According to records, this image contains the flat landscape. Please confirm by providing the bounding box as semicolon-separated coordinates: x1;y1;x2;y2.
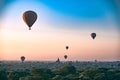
0;61;120;80
0;61;120;71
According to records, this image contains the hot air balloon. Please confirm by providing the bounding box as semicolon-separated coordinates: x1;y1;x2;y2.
66;46;69;50
22;10;37;30
91;33;96;39
21;56;25;63
64;55;67;59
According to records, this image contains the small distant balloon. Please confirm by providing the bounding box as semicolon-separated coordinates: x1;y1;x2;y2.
91;33;96;39
66;46;69;50
64;55;67;59
22;10;37;30
21;56;25;63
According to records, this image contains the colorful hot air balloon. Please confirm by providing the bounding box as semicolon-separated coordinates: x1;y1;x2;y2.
21;56;25;63
22;10;37;30
91;33;96;39
64;55;67;59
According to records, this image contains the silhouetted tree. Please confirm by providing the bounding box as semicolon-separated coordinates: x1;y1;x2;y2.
7;71;29;80
94;73;106;80
59;65;76;76
30;68;54;80
0;70;8;80
52;75;64;80
114;73;120;80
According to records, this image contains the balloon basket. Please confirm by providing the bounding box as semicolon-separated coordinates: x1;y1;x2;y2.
29;27;31;30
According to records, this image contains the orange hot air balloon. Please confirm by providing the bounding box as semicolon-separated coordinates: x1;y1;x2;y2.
23;10;37;30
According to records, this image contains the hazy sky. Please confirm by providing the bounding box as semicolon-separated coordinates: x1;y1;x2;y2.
0;0;119;61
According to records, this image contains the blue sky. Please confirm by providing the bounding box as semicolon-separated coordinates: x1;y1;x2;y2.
40;0;115;18
0;0;119;29
0;0;116;18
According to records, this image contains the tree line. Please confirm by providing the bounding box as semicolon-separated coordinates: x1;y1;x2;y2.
0;65;120;80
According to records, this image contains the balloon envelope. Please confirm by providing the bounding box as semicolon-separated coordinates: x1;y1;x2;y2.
66;46;69;50
23;10;37;30
91;33;96;39
64;55;67;59
21;56;25;63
